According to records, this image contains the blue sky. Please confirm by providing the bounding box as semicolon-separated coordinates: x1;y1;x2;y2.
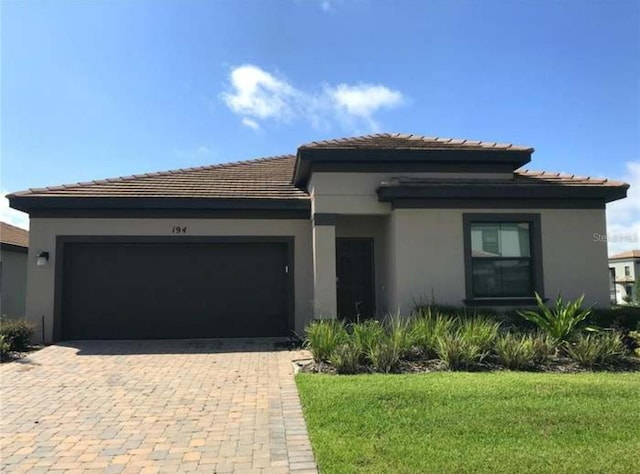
2;0;639;252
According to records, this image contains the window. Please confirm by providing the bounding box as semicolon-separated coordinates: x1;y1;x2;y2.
464;214;543;302
624;266;630;277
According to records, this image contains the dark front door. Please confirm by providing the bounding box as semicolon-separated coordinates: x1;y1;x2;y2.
336;238;375;322
60;241;291;340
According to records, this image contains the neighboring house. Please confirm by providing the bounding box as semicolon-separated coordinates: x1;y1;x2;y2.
8;134;629;343
0;222;29;318
609;250;640;305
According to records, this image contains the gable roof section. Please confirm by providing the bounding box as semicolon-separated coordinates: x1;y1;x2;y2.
299;133;534;152
609;250;640;260
0;222;29;250
9;155;310;214
7;134;630;213
293;133;535;187
10;155;302;199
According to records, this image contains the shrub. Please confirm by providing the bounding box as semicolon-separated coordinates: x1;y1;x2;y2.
435;334;485;370
517;293;591;344
495;333;537;370
0;319;35;352
588;306;640;331
384;313;414;358
0;335;10;359
351;320;385;363
531;332;554;364
328;343;361;374
455;315;501;353
368;337;400;373
410;309;456;358
304;320;348;363
628;331;640;357
565;332;627;368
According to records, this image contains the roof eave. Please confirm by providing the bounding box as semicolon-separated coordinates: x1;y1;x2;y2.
9;195;311;213
292;148;533;189
376;183;629;203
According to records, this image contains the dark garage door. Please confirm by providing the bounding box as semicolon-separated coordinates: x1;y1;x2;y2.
59;240;291;340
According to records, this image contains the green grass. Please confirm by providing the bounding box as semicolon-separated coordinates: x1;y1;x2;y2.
296;372;640;473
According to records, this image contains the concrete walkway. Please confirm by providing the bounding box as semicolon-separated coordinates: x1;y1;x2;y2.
0;340;317;473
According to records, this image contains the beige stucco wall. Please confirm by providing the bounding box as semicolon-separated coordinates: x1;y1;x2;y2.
387;208;611;312
312;224;337;318
309;171;512;215
26;218;314;342
1;249;28;318
25;202;613;341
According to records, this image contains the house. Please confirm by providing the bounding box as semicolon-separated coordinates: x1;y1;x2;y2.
609;250;640;305
8;134;629;342
0;222;29;318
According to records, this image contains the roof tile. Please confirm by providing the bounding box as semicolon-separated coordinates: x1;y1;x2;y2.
6;134;628;200
0;222;29;248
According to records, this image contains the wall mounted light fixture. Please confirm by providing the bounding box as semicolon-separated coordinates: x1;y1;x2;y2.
36;251;49;267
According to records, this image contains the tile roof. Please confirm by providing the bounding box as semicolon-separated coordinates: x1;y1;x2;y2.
609;250;640;260
516;170;628;188
299;133;534;152
10;155;307;199
0;222;29;248
6;135;628;202
380;170;628;189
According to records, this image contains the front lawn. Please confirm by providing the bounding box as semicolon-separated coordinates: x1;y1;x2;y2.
296;372;640;473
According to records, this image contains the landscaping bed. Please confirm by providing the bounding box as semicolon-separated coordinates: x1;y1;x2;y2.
301;297;640;375
296;372;640;474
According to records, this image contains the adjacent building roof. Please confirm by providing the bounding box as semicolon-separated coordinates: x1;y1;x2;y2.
0;222;29;249
7;133;630;212
609;250;640;260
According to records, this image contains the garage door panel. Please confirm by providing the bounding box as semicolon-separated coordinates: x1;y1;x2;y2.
60;241;291;340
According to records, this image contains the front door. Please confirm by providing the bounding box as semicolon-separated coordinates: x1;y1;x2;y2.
336;238;375;322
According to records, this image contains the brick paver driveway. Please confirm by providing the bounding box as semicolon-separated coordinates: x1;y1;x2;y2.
1;340;317;474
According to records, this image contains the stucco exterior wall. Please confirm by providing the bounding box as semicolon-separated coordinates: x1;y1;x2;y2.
1;249;28;318
387;208;611;312
26;218;313;342
309;171;512;215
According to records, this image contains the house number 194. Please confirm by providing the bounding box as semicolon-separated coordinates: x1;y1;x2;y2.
172;226;187;234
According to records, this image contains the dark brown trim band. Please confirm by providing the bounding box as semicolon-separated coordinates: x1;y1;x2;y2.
312;213;337;226
30;209;311;219
9;196;311;213
53;235;296;342
462;213;545;305
378;183;627;203
0;243;29;253
390;198;606;209
293;148;532;188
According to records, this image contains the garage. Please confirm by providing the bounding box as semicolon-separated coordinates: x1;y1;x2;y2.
57;238;293;340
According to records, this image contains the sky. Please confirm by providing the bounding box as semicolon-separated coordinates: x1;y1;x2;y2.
1;0;639;253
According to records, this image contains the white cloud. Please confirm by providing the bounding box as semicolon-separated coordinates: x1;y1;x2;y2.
1;192;29;230
326;83;405;130
220;64;406;132
242;118;261;131
221;65;299;122
606;161;640;255
320;1;331;11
